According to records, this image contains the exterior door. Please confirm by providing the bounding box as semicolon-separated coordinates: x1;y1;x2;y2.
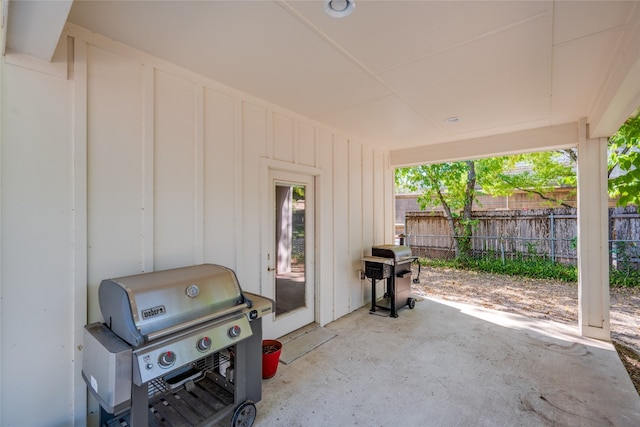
263;169;315;338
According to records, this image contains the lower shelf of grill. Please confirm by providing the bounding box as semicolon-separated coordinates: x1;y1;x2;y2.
105;374;235;427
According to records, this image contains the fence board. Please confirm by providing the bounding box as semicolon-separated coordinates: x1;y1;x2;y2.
405;206;639;269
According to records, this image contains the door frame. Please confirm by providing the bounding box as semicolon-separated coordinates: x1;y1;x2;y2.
259;158;323;339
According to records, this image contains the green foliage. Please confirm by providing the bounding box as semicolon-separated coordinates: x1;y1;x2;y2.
396;162;479;258
292;185;305;201
609;113;640;206
395;162;471;212
610;241;640;287
396;153;578;218
418;257;640;287
478;151;576;208
610;269;640;287
419;256;578;282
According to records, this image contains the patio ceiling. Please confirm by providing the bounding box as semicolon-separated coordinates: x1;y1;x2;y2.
5;1;640;150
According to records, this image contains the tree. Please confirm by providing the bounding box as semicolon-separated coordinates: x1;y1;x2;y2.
396;160;486;258
608;113;640;206
396;154;576;259
479;151;576;208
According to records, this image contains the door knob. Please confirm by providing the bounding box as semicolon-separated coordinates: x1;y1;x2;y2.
267;266;276;272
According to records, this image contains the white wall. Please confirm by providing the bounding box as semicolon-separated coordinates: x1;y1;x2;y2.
0;24;394;426
1;50;76;427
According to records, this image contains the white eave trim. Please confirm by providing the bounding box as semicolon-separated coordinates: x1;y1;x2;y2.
4;0;72;61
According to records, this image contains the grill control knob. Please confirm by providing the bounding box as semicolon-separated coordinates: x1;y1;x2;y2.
228;325;241;338
158;351;176;368
197;336;212;352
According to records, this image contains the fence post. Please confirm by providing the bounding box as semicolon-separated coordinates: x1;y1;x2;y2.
550;211;555;263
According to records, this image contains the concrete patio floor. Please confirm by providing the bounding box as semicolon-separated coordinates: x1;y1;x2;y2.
255;297;640;426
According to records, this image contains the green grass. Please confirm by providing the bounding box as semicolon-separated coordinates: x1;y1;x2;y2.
610;269;640;287
418;256;640;287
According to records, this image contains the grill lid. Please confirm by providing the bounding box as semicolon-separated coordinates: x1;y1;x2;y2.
371;244;412;261
99;264;248;347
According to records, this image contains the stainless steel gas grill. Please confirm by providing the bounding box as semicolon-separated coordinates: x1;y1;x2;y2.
363;245;418;318
82;264;273;427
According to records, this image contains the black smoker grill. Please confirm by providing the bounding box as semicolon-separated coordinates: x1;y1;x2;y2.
82;264;273;427
363;245;418;318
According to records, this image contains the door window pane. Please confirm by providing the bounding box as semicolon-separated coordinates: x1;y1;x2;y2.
275;184;306;316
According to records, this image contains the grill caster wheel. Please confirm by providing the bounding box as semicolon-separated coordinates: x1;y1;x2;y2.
232;400;256;427
408;298;416;309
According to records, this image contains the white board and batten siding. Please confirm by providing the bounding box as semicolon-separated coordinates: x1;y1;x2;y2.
1;53;76;426
0;23;395;426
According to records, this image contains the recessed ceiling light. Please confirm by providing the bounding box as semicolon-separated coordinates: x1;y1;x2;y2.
445;117;460;124
325;0;355;18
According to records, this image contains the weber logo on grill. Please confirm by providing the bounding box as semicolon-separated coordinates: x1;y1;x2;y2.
142;305;166;319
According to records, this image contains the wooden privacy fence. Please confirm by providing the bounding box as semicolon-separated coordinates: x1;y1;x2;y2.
404;206;640;270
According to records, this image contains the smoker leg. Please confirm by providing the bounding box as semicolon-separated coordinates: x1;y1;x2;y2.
370;278;377;313
390;276;398;318
130;382;148;427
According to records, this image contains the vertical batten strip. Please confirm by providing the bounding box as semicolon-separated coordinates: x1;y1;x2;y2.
71;36;89;427
142;65;154;272
361;145;374;306
348;139;363;308
372;149;385;245
266;110;274;160
293;120;300;164
384;152;395;245
233;98;243;272
333;135;350;318
194;84;205;265
315;128;334;324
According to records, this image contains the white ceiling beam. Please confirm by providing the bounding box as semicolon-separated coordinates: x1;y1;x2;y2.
4;0;72;61
389;122;579;167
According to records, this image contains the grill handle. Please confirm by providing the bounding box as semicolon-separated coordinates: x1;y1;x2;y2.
145;302;250;342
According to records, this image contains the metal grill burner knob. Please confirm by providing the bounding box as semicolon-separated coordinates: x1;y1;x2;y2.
228;325;241;338
197;336;212;352
158;351;176;368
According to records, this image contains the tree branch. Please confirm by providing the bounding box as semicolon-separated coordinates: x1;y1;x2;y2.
514;186;574;208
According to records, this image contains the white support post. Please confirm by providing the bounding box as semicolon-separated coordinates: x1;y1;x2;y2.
577;118;610;340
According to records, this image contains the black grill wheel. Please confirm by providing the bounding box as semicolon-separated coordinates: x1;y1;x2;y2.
231;400;256;427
